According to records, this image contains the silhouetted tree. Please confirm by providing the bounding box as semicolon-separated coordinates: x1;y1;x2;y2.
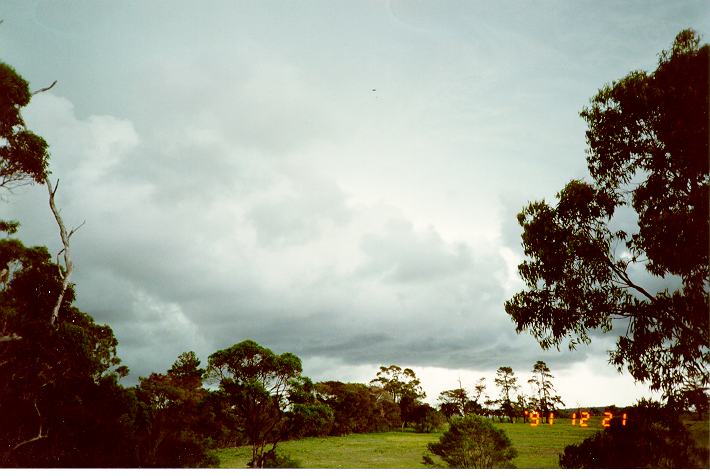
560;400;708;468
135;351;217;467
505;29;709;402
494;367;519;422
527;361;564;422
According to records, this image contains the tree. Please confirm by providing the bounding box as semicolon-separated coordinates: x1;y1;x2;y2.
0;236;135;467
424;415;517;468
527;361;564;422
438;387;469;418
494;367;519;422
370;364;425;404
411;403;446;433
370;365;425;429
135;351;217;467
504;29;709;401
206;340;302;468
559;400;708;468
472;377;487;405
0;62;49;192
284;376;334;439
0;62;51;345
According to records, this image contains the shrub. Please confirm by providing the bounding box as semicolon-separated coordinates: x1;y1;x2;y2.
260;449;301;468
425;415;517;468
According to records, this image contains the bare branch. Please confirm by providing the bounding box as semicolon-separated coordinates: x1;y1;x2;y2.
31;80;57;96
11;399;47;452
46;178;76;326
67;220;86;239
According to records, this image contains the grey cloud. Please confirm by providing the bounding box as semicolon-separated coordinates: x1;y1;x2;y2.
2;1;701;404
358;219;472;283
247;175;351;247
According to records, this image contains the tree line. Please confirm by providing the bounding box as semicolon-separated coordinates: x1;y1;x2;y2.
437;361;563;424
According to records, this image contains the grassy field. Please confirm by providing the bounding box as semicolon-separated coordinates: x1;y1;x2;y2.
215;417;603;468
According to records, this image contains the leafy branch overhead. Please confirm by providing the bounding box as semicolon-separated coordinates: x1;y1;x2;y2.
505;29;709;400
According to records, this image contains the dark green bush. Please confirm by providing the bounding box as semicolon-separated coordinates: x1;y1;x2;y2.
425;415;517;468
560;401;709;469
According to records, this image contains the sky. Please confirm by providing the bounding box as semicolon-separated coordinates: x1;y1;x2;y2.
0;0;707;407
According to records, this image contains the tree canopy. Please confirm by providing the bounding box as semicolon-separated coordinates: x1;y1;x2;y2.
0;63;49;191
207;339;303;468
504;29;709;401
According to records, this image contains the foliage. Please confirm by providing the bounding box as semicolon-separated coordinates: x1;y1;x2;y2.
504;29;709;401
0;62;49;190
261;449;302;468
135;351;217;467
426;415;517;468
206;339;302;468
527;361;564;421
314;380;403;435
559;400;709;468
412;404;446;433
438;388;469;418
370;364;425;404
0;236;139;467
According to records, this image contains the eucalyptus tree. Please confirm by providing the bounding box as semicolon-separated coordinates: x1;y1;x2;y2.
207;340;303;468
505;29;709;403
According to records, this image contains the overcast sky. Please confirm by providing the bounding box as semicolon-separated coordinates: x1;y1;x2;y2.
1;1;707;407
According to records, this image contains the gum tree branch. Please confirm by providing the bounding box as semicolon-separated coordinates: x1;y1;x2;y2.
31;80;57;96
46;178;81;326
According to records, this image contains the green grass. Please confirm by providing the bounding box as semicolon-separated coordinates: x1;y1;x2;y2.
214;417;602;468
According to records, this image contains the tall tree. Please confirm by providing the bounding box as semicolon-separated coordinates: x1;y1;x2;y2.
527;361;563;422
472;377;487;405
494;367;519;422
370;364;426;404
504;29;709;402
0;61;143;467
370;365;425;430
206;340;302;468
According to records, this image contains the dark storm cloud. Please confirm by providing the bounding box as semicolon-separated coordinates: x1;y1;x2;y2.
1;1;705;404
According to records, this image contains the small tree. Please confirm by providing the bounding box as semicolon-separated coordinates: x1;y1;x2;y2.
206;340;302;468
494;367;519;422
527;361;564;422
425;415;517;468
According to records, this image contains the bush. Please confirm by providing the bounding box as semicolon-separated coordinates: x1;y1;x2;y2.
260;449;301;468
560;401;709;468
425;415;517;468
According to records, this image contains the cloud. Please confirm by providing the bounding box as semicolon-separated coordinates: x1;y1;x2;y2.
3;1;697;407
3;89;601;388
